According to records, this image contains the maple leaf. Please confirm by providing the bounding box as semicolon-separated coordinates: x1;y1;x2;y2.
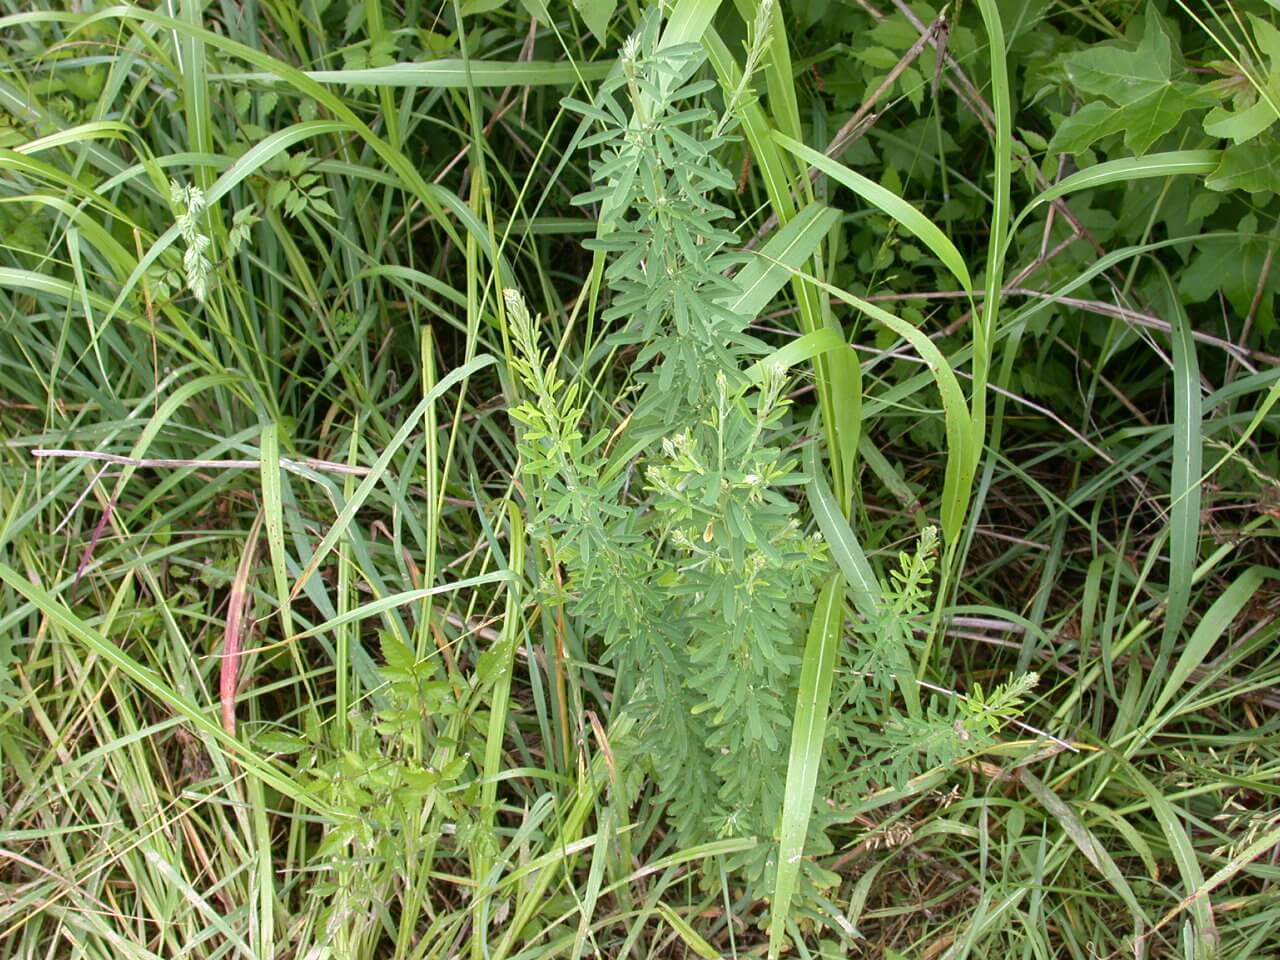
1050;5;1212;156
1179;214;1280;335
1206;137;1280;194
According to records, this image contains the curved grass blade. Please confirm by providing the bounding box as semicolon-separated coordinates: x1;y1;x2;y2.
970;0;1012;521
657;902;720;960
1150;270;1202;698
805;438;881;620
660;0;727;48
747;326;844;383
1011;151;1221;239
220;60;612;88
258;422;295;642
1123;765;1219;955
806;438;921;720
726;201;841;322
795;271;977;545
1021;770;1150;932
292;571;512;640
1152;565;1269;716
772;132;973;293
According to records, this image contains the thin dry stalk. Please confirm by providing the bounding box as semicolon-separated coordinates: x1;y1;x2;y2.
31;448;373;477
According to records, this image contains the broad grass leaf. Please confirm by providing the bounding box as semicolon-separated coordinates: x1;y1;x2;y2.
769;572;846;960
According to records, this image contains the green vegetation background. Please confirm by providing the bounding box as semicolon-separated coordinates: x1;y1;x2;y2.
0;0;1278;957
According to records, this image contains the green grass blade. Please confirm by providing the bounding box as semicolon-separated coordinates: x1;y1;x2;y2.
772;132;973;292
1153;566;1269;716
1122;766;1219;954
970;0;1012;466
571;811;614;960
726;201;841;321
1021;770;1150;931
1157;271;1203;681
259;422;294;642
178;0;213;189
769;571;846;960
221;60;612;88
1012;151;1221;238
747;326;845;382
1169;821;1280;936
657;901;721;960
801;273;976;545
292;571;511;640
806;438;921;719
660;0;726;48
290;353;495;600
805;439;881;620
143;846;254;960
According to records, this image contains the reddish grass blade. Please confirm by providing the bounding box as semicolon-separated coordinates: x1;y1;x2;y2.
222;511;264;736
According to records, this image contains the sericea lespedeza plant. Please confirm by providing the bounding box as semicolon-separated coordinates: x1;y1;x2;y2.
508;6;827;873
504;2;1039;918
